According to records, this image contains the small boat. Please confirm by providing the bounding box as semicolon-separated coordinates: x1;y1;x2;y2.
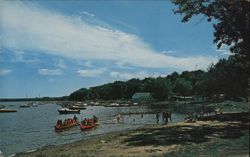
80;123;99;130
0;104;6;109
105;103;120;107
0;109;17;113
69;105;86;110
31;103;38;107
58;108;80;114
80;117;99;130
55;118;79;131
20;105;31;108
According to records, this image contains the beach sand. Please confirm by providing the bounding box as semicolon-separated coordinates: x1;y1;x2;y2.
14;112;249;157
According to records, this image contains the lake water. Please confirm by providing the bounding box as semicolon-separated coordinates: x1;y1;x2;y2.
0;101;185;156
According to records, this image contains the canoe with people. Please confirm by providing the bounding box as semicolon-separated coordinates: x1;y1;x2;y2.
55;115;79;131
80;115;99;130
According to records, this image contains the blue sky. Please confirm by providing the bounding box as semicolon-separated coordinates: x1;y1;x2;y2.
0;0;230;98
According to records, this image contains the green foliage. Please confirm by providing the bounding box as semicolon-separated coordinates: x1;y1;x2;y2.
169;0;249;100
125;79;143;99
68;87;100;101
205;56;248;98
175;78;192;96
68;55;247;101
172;0;250;64
150;77;173;101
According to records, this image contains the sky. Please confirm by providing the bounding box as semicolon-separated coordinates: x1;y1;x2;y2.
0;0;230;98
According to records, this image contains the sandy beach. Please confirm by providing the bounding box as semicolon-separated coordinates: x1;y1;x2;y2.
14;112;249;157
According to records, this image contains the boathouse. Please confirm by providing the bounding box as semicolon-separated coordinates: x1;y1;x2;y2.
132;92;153;103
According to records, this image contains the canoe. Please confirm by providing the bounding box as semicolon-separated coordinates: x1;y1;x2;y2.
0;109;17;113
55;121;79;131
80;122;99;130
58;108;80;114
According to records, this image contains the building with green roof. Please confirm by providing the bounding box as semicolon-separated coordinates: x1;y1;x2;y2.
132;92;153;103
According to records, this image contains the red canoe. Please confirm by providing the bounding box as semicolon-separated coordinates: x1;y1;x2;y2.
80;123;99;130
55;119;79;131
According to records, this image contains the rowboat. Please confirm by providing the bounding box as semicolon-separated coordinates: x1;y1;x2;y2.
0;109;17;113
58;108;80;114
20;102;33;108
55;118;79;131
80;122;99;130
80;117;99;130
69;105;86;110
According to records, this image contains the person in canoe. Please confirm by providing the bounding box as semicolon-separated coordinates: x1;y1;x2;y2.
55;117;79;131
93;115;98;123
57;119;62;126
73;115;78;122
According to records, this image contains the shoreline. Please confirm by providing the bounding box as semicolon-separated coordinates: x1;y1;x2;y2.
11;125;157;157
13;112;249;157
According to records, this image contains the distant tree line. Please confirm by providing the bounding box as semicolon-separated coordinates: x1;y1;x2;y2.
68;55;248;101
0;96;68;102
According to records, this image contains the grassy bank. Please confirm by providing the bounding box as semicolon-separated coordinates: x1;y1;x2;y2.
15;111;249;157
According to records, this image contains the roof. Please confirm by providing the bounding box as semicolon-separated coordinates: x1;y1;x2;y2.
132;92;151;98
171;96;193;99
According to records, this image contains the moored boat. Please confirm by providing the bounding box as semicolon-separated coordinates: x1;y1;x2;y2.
0;109;17;113
105;103;120;107
69;105;86;110
19;105;30;108
55;117;79;131
58;108;80;114
0;104;6;109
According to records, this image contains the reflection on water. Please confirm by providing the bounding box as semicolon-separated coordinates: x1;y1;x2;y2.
0;101;185;156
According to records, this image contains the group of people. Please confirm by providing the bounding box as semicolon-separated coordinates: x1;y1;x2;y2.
156;111;172;124
56;115;99;127
184;112;198;123
81;115;99;126
56;116;78;127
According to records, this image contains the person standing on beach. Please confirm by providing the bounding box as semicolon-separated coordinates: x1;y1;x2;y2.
169;111;172;122
156;112;160;124
162;112;165;124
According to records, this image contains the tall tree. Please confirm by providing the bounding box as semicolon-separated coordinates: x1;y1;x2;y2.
151;77;173;100
175;78;193;96
172;0;250;67
125;79;143;99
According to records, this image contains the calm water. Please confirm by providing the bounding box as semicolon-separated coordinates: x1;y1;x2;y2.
0;101;185;156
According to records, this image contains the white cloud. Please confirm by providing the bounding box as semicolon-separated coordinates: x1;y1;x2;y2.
38;69;62;76
11;50;40;64
48;78;55;82
77;68;105;77
110;71;165;80
1;1;218;71
54;59;66;69
82;60;93;67
215;44;231;56
161;50;176;55
78;11;95;17
0;69;12;76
